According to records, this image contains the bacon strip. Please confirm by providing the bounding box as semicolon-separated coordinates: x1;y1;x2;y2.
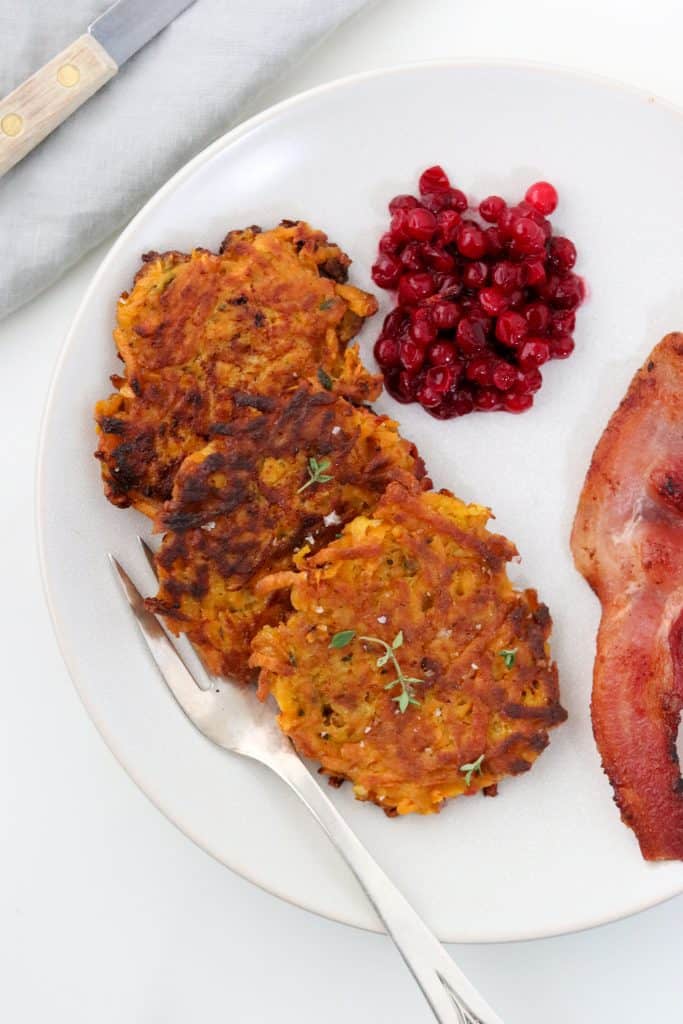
571;333;683;860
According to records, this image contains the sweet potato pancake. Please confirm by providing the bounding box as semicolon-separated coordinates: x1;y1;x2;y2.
95;221;380;518
147;388;428;683
250;483;566;815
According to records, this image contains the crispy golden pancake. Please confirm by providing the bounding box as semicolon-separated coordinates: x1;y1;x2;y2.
250;483;566;815
95;222;380;518
147;389;428;682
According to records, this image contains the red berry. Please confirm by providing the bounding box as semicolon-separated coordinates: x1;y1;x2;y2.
513;367;543;394
456;316;488;354
431;302;461;330
507;289;525;310
400;241;425;270
379;232;401;255
525;181;558;216
522;259;546;287
524;301;551;334
390;209;411;240
551;310;576;335
492;360;518;391
371;254;401;289
495;311;528;347
452;389;475;416
419;165;451;194
389;194;420;213
503;391;534;413
426;340;458;366
511;216;546;255
478;287;508;316
381;308;409;338
374;336;400;368
405;207;437;241
484;226;505;257
421;243;455;273
479;196;506;223
417;382;443;408
399;339;425;372
518;338;551;370
436;209;461;245
410;316;437;347
498;208;519;238
463;260;488;288
395;370;421;402
425;365;456;394
436;273;462;298
550;333;575;359
398;272;436;305
466;357;495;386
456;224;487;259
552;273;584;310
474;387;502;411
548;236;577;271
420;192;452;215
491;261;520;293
448;188;469;213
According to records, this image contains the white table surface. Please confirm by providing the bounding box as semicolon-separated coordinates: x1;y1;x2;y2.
2;1;683;1021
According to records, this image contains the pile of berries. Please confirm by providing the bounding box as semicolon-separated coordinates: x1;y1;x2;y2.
371;166;585;417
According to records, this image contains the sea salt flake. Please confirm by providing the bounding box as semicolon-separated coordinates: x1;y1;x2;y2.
323;510;341;527
377;615;387;624
200;520;217;531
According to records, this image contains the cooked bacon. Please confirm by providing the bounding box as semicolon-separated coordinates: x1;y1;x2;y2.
571;333;683;860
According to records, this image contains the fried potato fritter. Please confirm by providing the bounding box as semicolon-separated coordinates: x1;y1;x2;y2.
250;483;566;816
95;222;380;518
147;389;428;682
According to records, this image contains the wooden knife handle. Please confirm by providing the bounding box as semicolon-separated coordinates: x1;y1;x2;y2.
0;34;117;177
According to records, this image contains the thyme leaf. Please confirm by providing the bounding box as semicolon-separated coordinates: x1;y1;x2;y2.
460;754;485;787
499;648;517;669
297;455;333;493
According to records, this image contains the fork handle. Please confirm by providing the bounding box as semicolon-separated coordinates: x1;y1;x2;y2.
266;749;503;1024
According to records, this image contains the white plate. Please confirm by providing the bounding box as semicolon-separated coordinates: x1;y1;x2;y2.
38;62;683;942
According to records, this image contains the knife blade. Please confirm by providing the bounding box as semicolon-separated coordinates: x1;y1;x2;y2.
0;0;197;177
90;0;197;68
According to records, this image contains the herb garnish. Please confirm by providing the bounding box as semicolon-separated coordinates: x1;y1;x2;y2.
319;298;335;311
317;367;333;390
329;629;425;713
460;754;485;786
297;456;333;493
498;648;517;669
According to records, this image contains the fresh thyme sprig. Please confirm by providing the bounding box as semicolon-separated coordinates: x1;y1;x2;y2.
297;455;333;493
460;754;485;786
329;629;425;713
498;648;517;669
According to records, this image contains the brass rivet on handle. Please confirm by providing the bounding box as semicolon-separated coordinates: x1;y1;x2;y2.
1;113;23;136
57;64;80;88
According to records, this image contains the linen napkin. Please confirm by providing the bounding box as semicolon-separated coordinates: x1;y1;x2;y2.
0;0;368;318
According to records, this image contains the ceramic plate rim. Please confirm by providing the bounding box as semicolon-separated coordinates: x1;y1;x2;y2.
36;58;683;943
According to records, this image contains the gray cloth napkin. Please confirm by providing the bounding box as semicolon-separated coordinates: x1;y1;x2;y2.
0;0;367;318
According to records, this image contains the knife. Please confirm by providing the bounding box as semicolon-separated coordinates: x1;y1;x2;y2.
0;0;196;177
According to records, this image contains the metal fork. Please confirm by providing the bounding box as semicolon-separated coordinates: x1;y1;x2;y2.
109;540;503;1024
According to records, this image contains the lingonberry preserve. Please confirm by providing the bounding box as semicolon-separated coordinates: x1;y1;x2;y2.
371;167;585;417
